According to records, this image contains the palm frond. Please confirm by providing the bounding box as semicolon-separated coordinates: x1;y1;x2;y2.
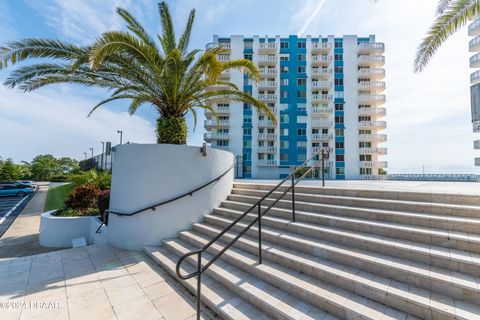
116;7;158;51
158;1;176;53
436;0;455;15
414;0;479;72
178;9;195;54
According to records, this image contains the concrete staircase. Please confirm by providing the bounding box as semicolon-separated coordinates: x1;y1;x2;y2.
145;182;480;319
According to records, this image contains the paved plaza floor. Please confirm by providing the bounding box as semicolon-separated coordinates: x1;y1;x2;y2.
0;244;215;320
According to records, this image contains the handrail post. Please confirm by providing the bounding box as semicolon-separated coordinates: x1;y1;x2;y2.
257;203;262;264
196;251;202;320
291;174;296;222
321;149;325;187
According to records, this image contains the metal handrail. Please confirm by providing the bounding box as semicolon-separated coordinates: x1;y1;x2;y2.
175;148;330;319
109;161;235;217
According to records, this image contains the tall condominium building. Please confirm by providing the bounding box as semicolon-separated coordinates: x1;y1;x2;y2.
204;35;387;179
468;19;480;167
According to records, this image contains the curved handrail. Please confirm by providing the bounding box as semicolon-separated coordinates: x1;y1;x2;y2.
109;161;235;217
175;148;327;280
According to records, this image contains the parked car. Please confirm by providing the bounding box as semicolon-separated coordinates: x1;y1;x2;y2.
0;184;35;197
15;180;37;189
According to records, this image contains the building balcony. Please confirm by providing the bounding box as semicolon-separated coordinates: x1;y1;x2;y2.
257;120;276;128
258;55;277;64
358;68;385;80
358;81;385;92
358;107;386;117
204;119;229;128
205;106;230;117
311;55;332;65
311;133;333;141
471;52;480;68
311;42;332;52
474;140;480;149
206;42;231;50
311;106;333;116
311;147;333;155
359;161;388;168
469;18;480;36
358;121;387;129
258;80;277;89
358;94;386;105
358;42;385;54
257;133;277;140
259;68;277;76
206;83;230;91
258;94;277;101
470;35;480;52
204;132;229;141
474;122;480;133
471;70;480;85
257;146;277;153
476;157;480;166
219;70;230;79
311;81;332;89
217;54;230;61
311;119;333;128
257;159;278;167
358;55;385;67
311;68;332;78
359;147;388;155
258;42;278;52
312;94;332;103
358;134;387;142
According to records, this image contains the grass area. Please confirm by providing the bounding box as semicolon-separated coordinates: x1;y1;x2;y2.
44;183;75;212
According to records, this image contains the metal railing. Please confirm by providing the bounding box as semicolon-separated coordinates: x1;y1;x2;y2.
109;161;235;217
175;148;329;319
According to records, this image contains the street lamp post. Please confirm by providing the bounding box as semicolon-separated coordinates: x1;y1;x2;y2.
100;142;105;171
89;148;94;170
83;152;87;160
117;130;123;145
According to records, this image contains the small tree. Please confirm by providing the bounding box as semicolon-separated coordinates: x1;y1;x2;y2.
31;154;61;181
0;159;19;181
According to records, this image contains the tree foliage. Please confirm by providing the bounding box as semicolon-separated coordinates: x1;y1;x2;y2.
0;1;276;144
0;159;19;181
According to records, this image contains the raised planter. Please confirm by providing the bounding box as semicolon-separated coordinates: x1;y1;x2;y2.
39;210;105;248
107;144;234;250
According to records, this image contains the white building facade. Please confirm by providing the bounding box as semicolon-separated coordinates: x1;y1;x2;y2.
204;35;387;180
468;19;480;166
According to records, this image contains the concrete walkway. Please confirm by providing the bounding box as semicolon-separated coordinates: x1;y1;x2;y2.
0;186;60;259
0;244;216;320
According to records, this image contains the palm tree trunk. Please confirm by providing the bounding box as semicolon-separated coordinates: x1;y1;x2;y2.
156;116;187;144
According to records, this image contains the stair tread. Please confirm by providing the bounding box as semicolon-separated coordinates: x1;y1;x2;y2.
231;187;480;213
215;205;480;267
178;227;480;319
144;245;273;320
222;198;480;244
198;216;480;295
162;239;340;320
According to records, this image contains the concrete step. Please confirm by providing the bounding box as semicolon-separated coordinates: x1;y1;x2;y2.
231;188;480;220
221;197;480;254
200;214;480;306
161;239;339;320
233;182;480;206
144;245;271;320
179;226;480;320
210;204;480;278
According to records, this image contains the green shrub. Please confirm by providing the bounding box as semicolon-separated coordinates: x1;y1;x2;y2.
65;183;100;211
56;207;99;217
69;170;111;189
97;189;110;216
49;175;70;182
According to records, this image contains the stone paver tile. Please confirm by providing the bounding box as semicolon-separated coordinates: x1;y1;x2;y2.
104;283;145;306
19;296;68;320
131;270;166;288
142;280;174;301
152;291;196;320
114;295;163;320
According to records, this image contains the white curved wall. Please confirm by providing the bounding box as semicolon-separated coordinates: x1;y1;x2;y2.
107;144;234;250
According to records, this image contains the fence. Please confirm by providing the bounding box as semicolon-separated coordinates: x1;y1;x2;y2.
387;174;479;182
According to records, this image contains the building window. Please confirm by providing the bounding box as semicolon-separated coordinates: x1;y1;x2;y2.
243;128;252;135
297;41;306;48
297;116;307;123
243;153;251;160
280;54;289;61
280;41;289;49
280;140;289;148
297;103;306;112
280;114;289;123
243;140;251;147
297;153;306;162
336;167;345;175
297;53;306;61
281;128;289;135
243;165;251;173
244;40;253;49
335;141;344;149
297;128;306;136
280;153;289;161
281;78;289;86
297;66;306;73
334;66;343;73
297;91;306;98
334;41;343;48
360;168;372;175
297;141;307;148
244;103;251;110
335;116;344;124
244;54;252;60
335;103;344;111
244;115;252;123
281;90;288;98
217;141;229;147
334;53;343;61
335;129;344;136
334;78;344;86
336;154;344;162
359;142;371;148
281;66;289;74
360;154;372;161
334;91;344;99
297;78;306;86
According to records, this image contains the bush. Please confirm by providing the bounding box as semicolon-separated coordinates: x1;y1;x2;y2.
49;175;70;182
69;170;111;190
65;183;100;211
97;189;110;216
56;207;99;217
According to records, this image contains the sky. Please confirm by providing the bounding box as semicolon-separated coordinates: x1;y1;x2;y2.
0;0;478;174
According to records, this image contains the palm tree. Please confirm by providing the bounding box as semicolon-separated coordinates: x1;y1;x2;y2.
415;0;480;72
0;2;275;144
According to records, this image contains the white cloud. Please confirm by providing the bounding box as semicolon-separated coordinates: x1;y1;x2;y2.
0;86;155;162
